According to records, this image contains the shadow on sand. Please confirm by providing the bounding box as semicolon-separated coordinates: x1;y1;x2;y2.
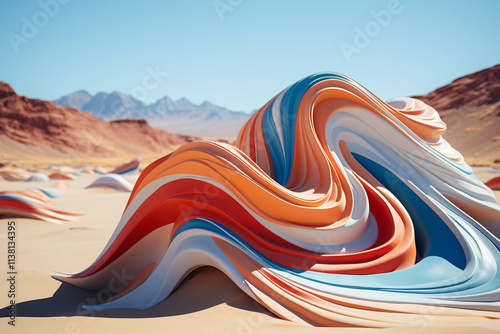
0;267;273;319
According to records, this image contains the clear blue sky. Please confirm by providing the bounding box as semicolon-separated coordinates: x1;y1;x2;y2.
1;0;499;113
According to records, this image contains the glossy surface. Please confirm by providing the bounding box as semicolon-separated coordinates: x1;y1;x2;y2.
55;73;500;327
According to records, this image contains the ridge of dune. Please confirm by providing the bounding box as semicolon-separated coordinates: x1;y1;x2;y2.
0;82;200;160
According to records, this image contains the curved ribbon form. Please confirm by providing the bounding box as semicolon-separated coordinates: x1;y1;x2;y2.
54;73;500;327
0;167;32;181
49;172;75;180
86;174;134;192
486;176;500;191
26;172;50;182
0;189;82;223
110;158;141;175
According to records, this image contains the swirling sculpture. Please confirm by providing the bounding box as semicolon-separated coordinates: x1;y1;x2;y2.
0;189;81;223
109;158;141;175
86;174;134;192
486;176;500;191
26;172;50;182
0;167;31;181
54;73;500;327
49;173;75;180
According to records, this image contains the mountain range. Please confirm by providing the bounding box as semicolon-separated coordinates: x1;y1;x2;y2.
0;82;198;161
54;91;251;140
1;64;499;167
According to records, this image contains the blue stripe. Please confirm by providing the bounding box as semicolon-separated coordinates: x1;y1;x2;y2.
263;73;347;185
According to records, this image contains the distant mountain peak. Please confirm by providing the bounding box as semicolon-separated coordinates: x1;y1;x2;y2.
0;83;198;158
200;100;215;107
155;96;172;102
109;91;131;98
69;89;91;96
55;89;93;111
53;90;251;140
0;81;17;99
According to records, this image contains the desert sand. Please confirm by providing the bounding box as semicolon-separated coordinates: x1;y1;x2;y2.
0;167;499;334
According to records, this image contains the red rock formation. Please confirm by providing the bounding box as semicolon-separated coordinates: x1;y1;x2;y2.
0;82;199;158
413;64;500;111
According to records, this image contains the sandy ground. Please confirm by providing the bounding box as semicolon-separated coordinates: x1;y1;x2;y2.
0;147;171;172
0;169;499;334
